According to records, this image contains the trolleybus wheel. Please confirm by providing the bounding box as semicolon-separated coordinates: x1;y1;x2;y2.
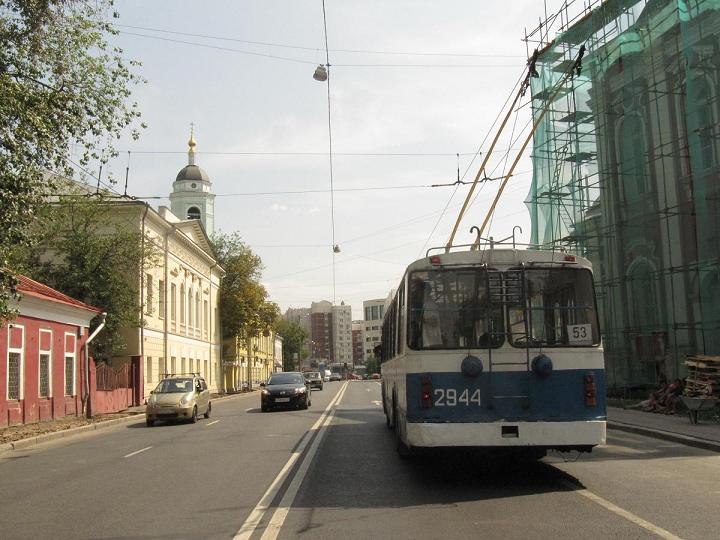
394;403;412;459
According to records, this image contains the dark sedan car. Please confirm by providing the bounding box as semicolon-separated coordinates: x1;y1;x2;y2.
261;372;311;412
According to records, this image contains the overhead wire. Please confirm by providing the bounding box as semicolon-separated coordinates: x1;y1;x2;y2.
417;67;529;256
319;0;338;305
116;30;521;68
116;24;525;58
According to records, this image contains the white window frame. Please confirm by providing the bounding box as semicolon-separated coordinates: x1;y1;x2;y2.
6;323;25;401
145;273;154;315
64;332;76;396
146;356;153;384
158;279;165;320
170;282;177;323
39;328;53;398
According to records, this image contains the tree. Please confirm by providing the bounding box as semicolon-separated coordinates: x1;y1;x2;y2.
365;356;381;377
11;194;157;360
275;319;309;371
213;232;280;387
0;0;145;320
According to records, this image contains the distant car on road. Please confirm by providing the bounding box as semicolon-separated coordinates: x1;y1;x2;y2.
261;372;311;412
370;373;381;380
329;373;342;382
145;374;211;426
304;371;324;390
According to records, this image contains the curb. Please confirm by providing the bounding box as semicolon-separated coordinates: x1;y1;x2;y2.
607;421;720;453
1;413;145;452
1;390;259;453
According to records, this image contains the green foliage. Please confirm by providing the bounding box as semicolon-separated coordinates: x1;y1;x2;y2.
212;231;280;340
365;356;381;376
0;0;145;320
12;194;156;360
275;319;309;371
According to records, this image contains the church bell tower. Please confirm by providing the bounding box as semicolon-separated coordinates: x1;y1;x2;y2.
170;127;215;236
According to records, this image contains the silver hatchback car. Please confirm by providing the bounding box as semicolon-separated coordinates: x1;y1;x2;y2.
145;375;211;426
304;371;324;390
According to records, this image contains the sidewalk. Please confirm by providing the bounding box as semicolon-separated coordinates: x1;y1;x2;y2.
607;406;720;452
1;390;258;452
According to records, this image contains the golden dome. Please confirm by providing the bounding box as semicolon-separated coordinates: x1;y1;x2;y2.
188;123;197;151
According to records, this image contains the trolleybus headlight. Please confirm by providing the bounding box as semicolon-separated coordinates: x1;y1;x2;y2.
584;372;597;407
531;354;553;378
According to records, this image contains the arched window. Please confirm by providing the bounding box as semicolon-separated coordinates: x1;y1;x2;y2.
627;259;659;330
694;76;717;170
701;270;720;354
187;207;201;220
618;114;649;201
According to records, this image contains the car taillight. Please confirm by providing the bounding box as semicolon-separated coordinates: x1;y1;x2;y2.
584;372;597;407
421;374;433;409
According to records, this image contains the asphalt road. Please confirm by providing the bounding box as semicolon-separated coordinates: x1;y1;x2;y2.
1;380;719;540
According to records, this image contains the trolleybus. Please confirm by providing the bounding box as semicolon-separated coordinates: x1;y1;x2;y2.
380;246;606;458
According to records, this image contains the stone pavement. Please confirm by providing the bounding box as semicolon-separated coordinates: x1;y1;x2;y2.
607;406;720;452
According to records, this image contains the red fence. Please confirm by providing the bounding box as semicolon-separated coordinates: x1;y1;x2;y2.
96;363;131;391
89;361;134;416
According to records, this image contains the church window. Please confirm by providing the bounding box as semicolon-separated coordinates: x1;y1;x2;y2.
187;207;201;220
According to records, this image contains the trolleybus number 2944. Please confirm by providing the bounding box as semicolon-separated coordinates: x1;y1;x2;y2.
433;388;481;407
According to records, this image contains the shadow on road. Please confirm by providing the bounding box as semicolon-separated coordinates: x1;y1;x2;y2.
292;405;709;513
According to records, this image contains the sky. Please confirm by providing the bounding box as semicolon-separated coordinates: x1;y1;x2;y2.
97;0;576;320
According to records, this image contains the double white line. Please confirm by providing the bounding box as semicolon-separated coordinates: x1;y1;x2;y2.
234;381;349;540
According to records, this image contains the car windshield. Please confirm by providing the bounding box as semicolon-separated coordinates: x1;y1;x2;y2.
304;372;320;378
268;373;304;385
154;378;193;393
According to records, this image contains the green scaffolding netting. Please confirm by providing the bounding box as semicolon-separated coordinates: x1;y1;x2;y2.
527;0;720;387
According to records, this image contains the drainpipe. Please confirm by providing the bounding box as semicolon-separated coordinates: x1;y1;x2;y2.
84;312;107;418
163;226;170;378
134;202;150;407
209;262;219;392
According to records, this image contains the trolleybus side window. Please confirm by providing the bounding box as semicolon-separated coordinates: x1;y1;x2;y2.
408;269;504;350
508;267;599;347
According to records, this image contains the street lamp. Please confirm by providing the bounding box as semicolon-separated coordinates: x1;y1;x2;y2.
313;64;328;82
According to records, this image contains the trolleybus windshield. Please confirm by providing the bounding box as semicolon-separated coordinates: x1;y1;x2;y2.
408;268;504;350
508;267;600;347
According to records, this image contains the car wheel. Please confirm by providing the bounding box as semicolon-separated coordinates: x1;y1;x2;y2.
204;402;211;419
146;418;154;427
302;395;309;410
320;384;323;391
261;405;268;412
190;405;198;423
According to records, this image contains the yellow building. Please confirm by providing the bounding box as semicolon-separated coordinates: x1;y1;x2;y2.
106;200;225;397
113;133;225;396
223;331;282;391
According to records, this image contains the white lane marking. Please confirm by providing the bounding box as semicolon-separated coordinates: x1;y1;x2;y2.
245;408;254;412
123;446;152;458
260;389;342;540
371;400;382;406
233;382;348;540
206;420;220;426
560;480;682;539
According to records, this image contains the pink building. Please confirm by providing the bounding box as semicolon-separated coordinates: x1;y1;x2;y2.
1;275;103;427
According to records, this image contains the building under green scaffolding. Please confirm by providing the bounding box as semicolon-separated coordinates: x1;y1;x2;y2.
527;0;720;388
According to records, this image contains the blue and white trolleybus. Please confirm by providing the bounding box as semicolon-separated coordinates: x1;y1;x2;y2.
380;246;606;458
